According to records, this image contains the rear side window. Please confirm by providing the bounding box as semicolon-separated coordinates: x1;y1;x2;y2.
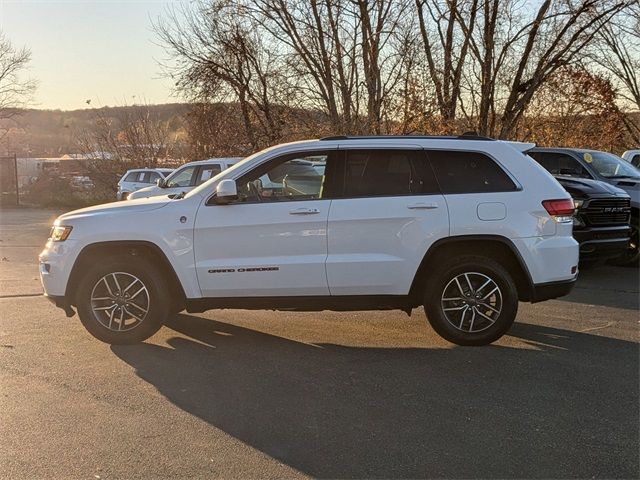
428;150;517;194
339;149;438;197
630;154;640;168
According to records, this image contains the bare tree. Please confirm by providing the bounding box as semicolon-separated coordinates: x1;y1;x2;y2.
452;0;626;137
252;0;413;134
414;0;479;129
0;32;36;141
155;0;291;150
75;103;180;195
0;32;36;117
592;4;640;143
523;66;625;151
154;0;631;145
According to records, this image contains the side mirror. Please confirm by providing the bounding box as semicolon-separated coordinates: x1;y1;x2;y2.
215;179;238;204
156;178;166;188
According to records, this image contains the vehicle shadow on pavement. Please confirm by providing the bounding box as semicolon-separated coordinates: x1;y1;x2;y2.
112;315;639;479
563;265;639;310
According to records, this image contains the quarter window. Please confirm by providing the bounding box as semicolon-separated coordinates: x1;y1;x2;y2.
429;150;517;193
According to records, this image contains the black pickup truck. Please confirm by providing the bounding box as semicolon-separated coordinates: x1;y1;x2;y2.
551;176;631;262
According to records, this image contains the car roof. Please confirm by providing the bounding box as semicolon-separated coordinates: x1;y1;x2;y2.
530;147;610;154
263;137;517;153
124;167;173;173
180;157;243;167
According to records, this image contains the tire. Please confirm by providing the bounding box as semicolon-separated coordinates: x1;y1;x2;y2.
423;255;518;346
76;255;170;344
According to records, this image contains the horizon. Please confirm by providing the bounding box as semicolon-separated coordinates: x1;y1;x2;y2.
0;0;177;110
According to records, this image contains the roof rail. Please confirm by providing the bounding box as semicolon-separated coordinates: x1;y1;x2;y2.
319;134;495;141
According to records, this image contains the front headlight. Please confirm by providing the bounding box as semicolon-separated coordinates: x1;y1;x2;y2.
573;199;584;209
49;225;73;242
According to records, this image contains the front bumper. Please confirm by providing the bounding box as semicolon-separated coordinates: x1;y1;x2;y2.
573;225;630;259
530;278;576;303
44;294;76;317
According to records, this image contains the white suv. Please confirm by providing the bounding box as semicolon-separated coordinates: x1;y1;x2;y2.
622;150;640;168
127;158;240;200
116;168;174;200
39;135;579;346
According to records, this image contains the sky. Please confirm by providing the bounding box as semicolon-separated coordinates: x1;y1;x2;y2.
0;0;179;110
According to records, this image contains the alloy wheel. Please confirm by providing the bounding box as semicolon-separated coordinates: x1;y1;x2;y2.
90;272;150;332
440;272;503;333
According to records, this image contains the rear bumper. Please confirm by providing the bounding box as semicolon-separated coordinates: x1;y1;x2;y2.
44;294;76;317
530;278;576;303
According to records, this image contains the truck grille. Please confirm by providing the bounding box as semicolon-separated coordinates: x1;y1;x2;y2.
583;199;631;225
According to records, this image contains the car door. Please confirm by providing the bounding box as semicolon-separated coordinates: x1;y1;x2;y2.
326;147;449;296
130;172;149;191
194;150;336;297
427;149;522;239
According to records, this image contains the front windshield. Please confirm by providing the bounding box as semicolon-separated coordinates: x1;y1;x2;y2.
586;151;640;179
165;166;196;188
184;154;256;198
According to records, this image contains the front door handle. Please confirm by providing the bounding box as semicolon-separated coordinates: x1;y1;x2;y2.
289;207;320;215
407;203;439;209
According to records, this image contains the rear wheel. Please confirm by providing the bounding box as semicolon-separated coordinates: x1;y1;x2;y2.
424;255;518;346
76;255;169;344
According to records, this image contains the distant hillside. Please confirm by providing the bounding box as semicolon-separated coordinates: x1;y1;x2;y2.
0;104;191;157
1;103;638;158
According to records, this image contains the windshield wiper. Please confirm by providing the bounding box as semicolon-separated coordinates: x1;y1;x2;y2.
607;175;640;180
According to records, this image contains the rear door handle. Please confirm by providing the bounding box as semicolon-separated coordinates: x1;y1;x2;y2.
407;203;439;209
289;207;320;215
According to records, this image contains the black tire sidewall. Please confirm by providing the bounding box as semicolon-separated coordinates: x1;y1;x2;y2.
424;256;518;346
76;256;169;344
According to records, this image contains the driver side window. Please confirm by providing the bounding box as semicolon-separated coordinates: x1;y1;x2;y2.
166;166;196;188
236;153;329;203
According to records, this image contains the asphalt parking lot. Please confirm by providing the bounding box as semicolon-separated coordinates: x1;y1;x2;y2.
0;207;638;479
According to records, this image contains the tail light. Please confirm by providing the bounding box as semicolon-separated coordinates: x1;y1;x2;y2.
542;199;575;222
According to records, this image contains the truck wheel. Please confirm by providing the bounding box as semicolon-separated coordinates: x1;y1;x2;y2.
75;255;169;344
424;255;518;346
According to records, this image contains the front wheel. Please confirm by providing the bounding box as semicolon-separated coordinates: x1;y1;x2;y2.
75;255;170;344
424;255;518;346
